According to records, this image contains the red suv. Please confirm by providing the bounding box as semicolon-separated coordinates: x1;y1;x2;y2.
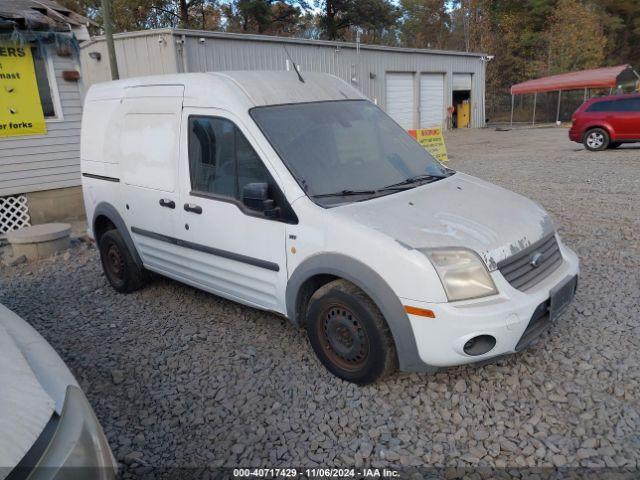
569;94;640;151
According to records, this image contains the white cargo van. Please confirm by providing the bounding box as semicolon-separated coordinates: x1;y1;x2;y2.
81;71;579;384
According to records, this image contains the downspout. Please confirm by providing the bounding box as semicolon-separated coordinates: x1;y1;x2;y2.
532;92;537;126
510;93;514;127
556;89;562;125
481;56;493;128
176;34;189;73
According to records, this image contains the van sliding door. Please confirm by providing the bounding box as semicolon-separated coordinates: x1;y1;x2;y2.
119;85;185;274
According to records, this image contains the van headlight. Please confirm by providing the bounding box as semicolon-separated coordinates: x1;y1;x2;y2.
421;248;498;301
35;386;117;477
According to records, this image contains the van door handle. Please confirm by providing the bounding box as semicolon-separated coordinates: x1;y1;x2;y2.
159;199;175;209
184;203;203;214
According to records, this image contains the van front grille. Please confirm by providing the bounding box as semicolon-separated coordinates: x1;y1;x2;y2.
498;233;562;291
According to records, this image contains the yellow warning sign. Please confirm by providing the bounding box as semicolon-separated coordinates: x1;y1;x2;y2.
408;127;448;163
0;43;47;137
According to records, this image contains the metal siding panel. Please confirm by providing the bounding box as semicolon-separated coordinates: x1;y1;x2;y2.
0;178;81;196
59;91;81;101
0;143;80;158
0;165;80;181
0;158;80;173
79;41;111;86
0;134;80;150
0;150;80;163
0;170;80;189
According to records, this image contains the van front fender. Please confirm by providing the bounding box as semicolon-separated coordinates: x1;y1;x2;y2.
286;253;435;373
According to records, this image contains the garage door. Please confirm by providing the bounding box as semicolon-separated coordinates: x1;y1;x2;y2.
453;73;472;91
420;73;444;128
386;73;414;129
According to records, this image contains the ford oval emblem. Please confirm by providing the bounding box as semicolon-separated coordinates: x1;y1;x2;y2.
530;252;544;268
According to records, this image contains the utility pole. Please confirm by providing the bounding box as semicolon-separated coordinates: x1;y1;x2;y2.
101;0;119;80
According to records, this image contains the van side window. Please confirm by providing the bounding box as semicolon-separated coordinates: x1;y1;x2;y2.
236;128;271;193
188;115;271;200
586;101;614;112
616;98;640;112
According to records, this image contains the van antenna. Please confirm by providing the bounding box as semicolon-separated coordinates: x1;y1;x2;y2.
283;45;305;83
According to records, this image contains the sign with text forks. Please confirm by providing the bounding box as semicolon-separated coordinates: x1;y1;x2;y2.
0;43;47;137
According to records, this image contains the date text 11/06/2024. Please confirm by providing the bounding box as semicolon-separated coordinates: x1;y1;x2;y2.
233;468;401;478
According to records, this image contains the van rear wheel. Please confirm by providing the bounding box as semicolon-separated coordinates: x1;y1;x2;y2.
98;229;147;293
306;279;397;385
584;128;609;151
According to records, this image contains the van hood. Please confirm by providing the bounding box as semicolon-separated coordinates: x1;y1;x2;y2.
334;173;555;270
0;304;77;474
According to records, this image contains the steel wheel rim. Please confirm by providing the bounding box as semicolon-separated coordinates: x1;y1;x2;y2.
317;304;369;371
106;244;124;281
587;132;604;148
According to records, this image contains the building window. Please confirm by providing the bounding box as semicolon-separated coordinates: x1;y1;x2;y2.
31;47;58;119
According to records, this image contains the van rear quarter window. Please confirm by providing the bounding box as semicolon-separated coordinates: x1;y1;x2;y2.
585;99;640;113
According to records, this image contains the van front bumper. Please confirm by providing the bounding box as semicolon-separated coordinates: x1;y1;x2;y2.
402;242;580;368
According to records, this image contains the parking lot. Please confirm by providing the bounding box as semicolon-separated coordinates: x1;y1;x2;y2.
1;127;639;475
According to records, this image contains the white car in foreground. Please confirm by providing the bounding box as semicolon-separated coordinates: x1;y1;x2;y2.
81;71;579;384
0;303;117;479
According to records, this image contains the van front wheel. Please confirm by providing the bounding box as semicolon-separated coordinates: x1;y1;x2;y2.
98;229;147;293
306;280;397;385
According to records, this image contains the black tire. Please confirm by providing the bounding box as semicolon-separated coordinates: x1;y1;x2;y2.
607;142;621;149
583;128;609;151
306;279;397;385
98;229;147;293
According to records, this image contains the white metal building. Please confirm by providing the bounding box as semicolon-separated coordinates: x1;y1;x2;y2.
80;29;490;131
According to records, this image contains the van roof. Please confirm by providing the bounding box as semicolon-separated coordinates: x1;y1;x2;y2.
86;70;365;108
585;92;640;103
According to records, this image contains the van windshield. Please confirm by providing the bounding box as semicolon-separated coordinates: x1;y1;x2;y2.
250;100;453;206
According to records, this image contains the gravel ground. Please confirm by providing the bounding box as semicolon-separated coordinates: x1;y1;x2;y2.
1;127;639;476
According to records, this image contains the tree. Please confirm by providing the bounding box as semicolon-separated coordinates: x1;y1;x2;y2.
223;0;307;35
58;0;222;32
399;0;450;49
315;0;399;41
591;0;640;69
148;0;221;29
540;0;606;75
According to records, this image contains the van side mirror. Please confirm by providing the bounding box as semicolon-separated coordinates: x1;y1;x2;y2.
242;182;280;218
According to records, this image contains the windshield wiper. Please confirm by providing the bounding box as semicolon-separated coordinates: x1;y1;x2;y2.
379;174;447;191
312;189;377;198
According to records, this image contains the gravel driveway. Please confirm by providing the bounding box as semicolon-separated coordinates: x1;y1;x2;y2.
2;127;639;476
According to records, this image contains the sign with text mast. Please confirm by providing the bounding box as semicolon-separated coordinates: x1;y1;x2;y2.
408;127;449;163
0;43;47;137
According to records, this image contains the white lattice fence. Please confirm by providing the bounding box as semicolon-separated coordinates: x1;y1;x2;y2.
0;195;31;234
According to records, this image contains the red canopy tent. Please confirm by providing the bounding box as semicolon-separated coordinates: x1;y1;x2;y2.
508;64;639;125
